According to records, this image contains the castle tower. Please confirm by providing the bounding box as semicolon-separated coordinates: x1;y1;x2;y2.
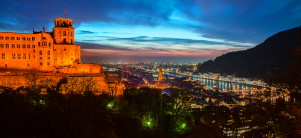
52;18;74;44
52;18;81;67
158;65;164;82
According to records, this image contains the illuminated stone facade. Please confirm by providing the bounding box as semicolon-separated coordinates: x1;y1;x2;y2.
155;65;168;89
0;18;124;95
0;18;84;72
157;65;164;82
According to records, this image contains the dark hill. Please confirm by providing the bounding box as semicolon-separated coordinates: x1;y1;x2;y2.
197;26;301;87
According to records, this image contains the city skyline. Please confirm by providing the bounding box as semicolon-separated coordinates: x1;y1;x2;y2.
1;0;301;63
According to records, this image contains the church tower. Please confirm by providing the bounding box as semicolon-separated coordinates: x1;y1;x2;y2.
52;18;74;44
158;65;164;82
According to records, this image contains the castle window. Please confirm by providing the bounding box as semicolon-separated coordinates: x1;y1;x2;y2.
23;53;26;59
38;42;40;46
1;53;5;59
47;50;50;55
42;41;47;46
33;44;35;48
22;37;25;40
48;57;50;59
0;36;3;40
49;43;51;47
6;44;9;48
63;39;66;43
5;37;9;40
32;37;35;41
27;38;30;41
27;63;30;66
40;57;42;59
12;44;15;48
0;44;3;48
18;53;21;59
17;37;20;40
40;62;43;66
33;55;35;58
33;49;35;53
27;44;30;48
11;37;15;40
71;39;73;44
71;32;73;36
28;53;30;59
39;50;42;55
22;44;26;48
12;53;15;59
63;31;66;36
47;62;50;66
17;44;20;48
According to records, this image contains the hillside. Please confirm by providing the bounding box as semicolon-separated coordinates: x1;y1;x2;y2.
197;26;301;87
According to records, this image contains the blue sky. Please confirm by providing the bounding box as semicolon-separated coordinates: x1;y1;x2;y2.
1;0;301;63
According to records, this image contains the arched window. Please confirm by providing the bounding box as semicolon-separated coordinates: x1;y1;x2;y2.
39;50;42;55
47;50;50;55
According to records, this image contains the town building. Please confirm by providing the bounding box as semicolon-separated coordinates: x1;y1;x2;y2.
155;65;168;89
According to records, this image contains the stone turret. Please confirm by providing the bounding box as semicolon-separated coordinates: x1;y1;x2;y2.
52;18;74;44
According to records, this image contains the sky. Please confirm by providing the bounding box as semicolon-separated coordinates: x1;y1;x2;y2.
1;0;301;63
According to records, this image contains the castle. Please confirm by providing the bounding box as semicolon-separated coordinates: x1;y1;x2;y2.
0;18;101;73
0;18;124;95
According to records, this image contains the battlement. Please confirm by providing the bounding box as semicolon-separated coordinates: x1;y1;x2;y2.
54;18;73;27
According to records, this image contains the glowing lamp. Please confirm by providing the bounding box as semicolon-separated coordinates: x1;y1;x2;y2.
146;121;151;126
181;123;186;128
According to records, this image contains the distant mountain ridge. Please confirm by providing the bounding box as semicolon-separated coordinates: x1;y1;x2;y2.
197;26;301;86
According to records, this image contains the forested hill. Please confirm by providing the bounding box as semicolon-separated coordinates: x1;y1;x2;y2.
197;26;301;85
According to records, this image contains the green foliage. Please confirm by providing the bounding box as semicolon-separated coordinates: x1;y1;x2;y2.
0;88;116;138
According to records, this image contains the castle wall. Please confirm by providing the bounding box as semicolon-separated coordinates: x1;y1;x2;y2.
0;32;54;71
53;27;74;44
60;76;107;94
74;64;103;73
53;44;80;67
0;72;62;89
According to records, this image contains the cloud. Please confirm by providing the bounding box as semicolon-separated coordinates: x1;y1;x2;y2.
2;0;301;43
189;0;301;43
75;42;136;51
76;40;247;58
78;30;96;34
106;36;253;47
